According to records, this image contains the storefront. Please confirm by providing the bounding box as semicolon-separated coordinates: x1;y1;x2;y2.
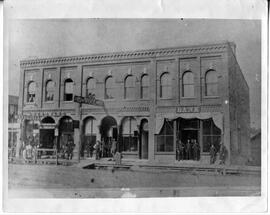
155;111;223;163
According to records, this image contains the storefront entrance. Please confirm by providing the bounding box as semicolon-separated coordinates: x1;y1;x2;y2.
177;118;200;161
39;117;55;149
100;116;118;157
58;116;74;159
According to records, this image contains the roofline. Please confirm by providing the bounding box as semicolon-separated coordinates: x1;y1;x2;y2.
20;41;233;68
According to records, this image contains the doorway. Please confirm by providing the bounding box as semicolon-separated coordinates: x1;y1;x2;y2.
140;119;148;159
100;116;118;157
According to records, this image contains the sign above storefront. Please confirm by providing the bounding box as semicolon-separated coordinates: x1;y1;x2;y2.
74;94;104;107
176;106;200;113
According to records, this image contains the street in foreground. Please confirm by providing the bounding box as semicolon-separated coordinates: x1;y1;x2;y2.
8;164;260;198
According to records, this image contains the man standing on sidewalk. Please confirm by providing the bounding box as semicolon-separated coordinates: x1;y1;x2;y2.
210;144;216;164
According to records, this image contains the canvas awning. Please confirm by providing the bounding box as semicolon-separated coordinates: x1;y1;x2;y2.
155;112;223;134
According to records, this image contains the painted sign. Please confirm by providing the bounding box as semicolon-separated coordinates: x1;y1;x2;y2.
176;106;200;113
74;94;104;107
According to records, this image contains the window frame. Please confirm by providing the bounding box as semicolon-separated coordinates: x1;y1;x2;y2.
104;76;115;100
27;81;36;103
205;69;218;97
63;78;74;102
182;71;195;98
124;75;135;100
44;80;55;102
155;120;174;153
121;117;138;153
202;119;221;153
86;77;96;97
159;72;172;99
140;74;149;99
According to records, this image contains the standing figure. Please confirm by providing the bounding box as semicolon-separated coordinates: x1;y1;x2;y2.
210;144;216;164
94;140;101;160
111;138;117;157
179;140;185;161
67;135;75;160
186;139;191;160
176;143;180;161
219;142;227;165
89;141;94;158
192;140;199;161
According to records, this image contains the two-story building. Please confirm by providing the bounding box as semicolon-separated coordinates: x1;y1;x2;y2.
17;41;251;165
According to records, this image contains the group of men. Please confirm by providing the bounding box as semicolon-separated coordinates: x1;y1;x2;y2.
176;139;200;161
176;138;227;165
90;138;117;160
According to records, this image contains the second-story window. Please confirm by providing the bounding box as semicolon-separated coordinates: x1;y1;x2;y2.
105;76;115;99
64;78;74;101
160;72;172;99
86;77;96;97
205;70;218;96
45;80;55;102
124;75;135;99
27;81;36;103
182;71;194;97
141;74;149;99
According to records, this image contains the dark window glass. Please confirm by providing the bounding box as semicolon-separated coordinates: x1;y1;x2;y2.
64;79;73;101
27;81;36;103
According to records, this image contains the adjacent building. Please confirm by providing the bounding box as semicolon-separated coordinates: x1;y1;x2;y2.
8;95;20;154
17;41;251;165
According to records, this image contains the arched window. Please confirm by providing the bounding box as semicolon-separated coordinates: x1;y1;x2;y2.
141;74;149;99
160;73;172;98
86;78;96;97
124;75;135;99
45;80;55;101
84;117;95;135
64;78;74;101
205;70;218;96
122;117;138;152
27;81;36;103
105;76;115;99
182;71;194;97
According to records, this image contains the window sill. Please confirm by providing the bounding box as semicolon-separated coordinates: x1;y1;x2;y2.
180;97;196;99
44;101;54;104
25;102;36;105
62;101;74;103
203;96;219;99
159;98;173;100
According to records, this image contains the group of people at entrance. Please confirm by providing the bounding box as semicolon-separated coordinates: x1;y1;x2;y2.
84;138;117;160
176;139;200;161
176;138;227;165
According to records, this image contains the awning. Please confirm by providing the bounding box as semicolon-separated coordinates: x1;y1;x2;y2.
155;112;223;134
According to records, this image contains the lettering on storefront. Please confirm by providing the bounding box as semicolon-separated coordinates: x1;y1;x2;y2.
176;106;200;113
19;111;67;121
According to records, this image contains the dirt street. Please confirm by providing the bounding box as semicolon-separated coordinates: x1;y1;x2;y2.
8;164;260;198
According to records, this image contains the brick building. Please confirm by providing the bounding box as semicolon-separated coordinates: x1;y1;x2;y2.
17;41;251;165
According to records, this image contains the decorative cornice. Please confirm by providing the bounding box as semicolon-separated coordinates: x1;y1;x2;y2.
20;42;230;68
